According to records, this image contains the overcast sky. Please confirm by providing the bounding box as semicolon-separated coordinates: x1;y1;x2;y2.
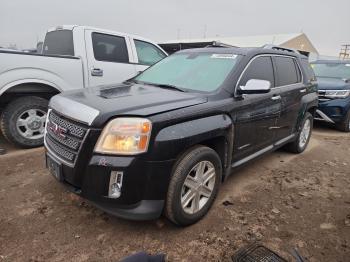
1;0;349;56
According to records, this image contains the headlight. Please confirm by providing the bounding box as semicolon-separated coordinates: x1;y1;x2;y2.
94;118;152;155
324;90;350;98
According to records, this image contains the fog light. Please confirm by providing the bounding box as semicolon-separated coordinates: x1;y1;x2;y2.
108;171;123;198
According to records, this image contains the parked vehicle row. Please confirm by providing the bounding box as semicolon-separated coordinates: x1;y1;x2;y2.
44;46;318;226
0;25;167;148
311;60;350;132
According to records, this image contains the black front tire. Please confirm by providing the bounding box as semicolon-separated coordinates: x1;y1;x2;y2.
336;110;350;132
285;112;313;154
165;146;222;226
0;96;48;148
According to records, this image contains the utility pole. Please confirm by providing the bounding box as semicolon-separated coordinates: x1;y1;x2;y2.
339;44;350;60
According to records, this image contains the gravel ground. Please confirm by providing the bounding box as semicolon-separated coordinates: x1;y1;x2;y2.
0;124;349;262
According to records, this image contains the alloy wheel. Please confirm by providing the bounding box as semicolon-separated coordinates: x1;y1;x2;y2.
181;161;216;214
299;118;311;148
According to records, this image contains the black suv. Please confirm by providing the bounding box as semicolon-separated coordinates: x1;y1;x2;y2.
44;47;318;226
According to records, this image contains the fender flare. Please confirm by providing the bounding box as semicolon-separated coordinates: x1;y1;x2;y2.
0;79;62;96
295;92;318;131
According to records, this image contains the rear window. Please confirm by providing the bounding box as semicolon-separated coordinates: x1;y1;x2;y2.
92;33;129;63
301;60;316;82
134;40;166;66
43;30;74;56
275;57;300;86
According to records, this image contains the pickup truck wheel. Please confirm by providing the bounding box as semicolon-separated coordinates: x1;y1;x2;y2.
336;110;350;132
0;96;48;148
286;112;313;154
165;146;222;226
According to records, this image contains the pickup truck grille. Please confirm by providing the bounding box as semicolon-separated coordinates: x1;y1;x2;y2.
45;110;88;165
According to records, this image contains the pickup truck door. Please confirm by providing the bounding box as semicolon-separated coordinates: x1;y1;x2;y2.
232;56;282;162
129;38;167;74
84;30;137;87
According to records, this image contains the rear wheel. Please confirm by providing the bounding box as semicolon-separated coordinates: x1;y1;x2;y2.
286;112;313;154
336;110;350;132
0;96;48;148
165;146;222;226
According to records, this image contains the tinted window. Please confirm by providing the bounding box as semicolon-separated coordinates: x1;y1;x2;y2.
275;57;299;86
294;60;302;82
301;60;316;82
239;56;274;87
43;30;74;56
134;40;166;66
92;33;129;63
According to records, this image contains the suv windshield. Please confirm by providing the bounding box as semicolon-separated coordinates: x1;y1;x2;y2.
135;52;240;92
43;30;74;56
312;62;350;79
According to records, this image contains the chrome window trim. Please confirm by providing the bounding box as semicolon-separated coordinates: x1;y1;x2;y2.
318;89;350;92
234;54;304;96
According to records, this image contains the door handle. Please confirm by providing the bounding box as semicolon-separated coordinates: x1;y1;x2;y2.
271;95;281;101
91;68;103;77
300;89;307;93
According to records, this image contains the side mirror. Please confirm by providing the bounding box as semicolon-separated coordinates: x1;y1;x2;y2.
238;79;271;94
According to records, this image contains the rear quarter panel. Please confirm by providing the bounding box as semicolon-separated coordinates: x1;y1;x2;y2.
0;52;84;96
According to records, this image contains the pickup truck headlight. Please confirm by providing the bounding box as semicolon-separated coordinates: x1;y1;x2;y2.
324;90;350;98
94;118;152;155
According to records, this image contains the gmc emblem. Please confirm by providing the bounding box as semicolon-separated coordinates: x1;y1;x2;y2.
48;122;67;139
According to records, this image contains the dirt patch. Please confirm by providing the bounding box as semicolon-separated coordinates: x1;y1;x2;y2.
0;127;349;261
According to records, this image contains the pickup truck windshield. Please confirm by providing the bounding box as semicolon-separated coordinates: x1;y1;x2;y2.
135;53;240;92
43;30;74;56
312;63;350;79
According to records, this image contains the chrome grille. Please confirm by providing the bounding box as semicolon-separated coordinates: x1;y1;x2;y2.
45;110;88;165
46;137;75;162
49;111;86;138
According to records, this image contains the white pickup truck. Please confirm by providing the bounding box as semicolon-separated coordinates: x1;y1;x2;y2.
0;25;167;148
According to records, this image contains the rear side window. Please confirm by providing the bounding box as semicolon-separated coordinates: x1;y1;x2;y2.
239;56;275;87
274;57;300;86
302;60;316;82
92;33;129;63
43;30;74;56
134;40;166;66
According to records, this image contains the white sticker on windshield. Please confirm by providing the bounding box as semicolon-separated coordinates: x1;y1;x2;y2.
211;54;237;59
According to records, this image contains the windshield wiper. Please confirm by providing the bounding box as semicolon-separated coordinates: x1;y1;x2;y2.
152;83;186;92
139;81;186;92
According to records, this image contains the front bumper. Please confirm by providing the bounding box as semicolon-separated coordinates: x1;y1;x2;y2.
47;150;175;220
315;97;350;123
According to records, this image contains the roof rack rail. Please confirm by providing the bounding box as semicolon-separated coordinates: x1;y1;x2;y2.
262;44;299;54
205;41;237;48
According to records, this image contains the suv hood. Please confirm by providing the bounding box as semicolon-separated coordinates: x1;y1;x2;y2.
317;77;350;90
49;83;207;127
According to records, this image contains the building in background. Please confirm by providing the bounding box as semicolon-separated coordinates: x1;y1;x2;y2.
159;33;318;58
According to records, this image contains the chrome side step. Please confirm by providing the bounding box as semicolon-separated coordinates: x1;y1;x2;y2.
315;109;335;124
